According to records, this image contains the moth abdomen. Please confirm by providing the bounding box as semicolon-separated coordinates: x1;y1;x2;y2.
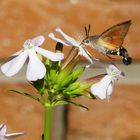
123;56;132;65
118;47;128;57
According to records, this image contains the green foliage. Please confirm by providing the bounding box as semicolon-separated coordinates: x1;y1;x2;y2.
9;90;40;101
8;44;99;108
31;79;46;95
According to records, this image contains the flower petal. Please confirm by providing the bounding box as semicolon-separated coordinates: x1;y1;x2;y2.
3;50;23;64
79;47;104;68
26;50;46;81
107;64;120;74
79;47;93;63
0;124;6;136
56;28;79;46
5;132;25;139
11;50;23;57
0;124;4;129
30;35;45;46
35;47;64;61
106;64;125;80
48;33;69;46
1;51;28;77
106;83;113;100
91;75;112;100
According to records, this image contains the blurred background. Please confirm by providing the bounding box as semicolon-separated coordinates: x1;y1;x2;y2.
0;0;140;140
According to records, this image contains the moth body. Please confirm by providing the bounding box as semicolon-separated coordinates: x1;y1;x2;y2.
82;20;132;65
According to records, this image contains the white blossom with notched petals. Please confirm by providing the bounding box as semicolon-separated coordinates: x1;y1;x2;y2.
49;28;103;68
0;124;24;140
1;36;64;81
91;64;124;100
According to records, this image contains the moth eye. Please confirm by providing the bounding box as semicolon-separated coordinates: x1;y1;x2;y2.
84;39;90;44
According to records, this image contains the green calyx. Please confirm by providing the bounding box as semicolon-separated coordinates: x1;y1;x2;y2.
9;43;99;109
41;46;93;108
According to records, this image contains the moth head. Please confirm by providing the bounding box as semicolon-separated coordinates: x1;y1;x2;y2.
82;38;91;45
80;24;91;46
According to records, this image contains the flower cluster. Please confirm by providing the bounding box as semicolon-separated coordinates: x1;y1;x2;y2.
1;36;64;81
91;64;124;100
1;28;124;107
0;28;126;140
49;28;103;68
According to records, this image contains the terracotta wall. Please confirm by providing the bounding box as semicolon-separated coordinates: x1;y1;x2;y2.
0;0;140;140
0;83;44;140
0;0;140;60
67;85;140;140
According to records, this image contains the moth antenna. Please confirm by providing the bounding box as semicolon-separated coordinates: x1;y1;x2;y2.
84;24;91;38
87;24;91;37
84;26;88;37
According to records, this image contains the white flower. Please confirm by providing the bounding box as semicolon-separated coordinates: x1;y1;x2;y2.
49;28;103;68
1;36;64;81
90;64;124;100
0;123;24;140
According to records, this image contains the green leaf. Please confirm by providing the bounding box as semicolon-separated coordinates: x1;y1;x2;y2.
79;83;92;90
9;90;40;102
55;69;72;84
71;67;85;81
53;100;69;106
66;88;82;95
31;79;45;95
82;90;96;99
66;100;88;110
59;74;73;87
49;69;59;83
52;99;88;109
56;56;79;84
59;67;85;88
65;82;80;91
50;69;57;78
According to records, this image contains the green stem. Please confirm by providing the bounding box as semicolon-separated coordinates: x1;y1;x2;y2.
44;105;52;140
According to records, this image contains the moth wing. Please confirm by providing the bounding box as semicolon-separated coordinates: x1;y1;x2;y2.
99;20;131;48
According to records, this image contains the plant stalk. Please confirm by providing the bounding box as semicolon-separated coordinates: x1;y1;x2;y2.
44;105;52;140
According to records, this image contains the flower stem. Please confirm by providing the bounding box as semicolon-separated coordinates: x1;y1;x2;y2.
44;105;52;140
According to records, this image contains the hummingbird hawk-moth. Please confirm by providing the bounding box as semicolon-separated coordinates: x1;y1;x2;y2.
81;20;132;65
